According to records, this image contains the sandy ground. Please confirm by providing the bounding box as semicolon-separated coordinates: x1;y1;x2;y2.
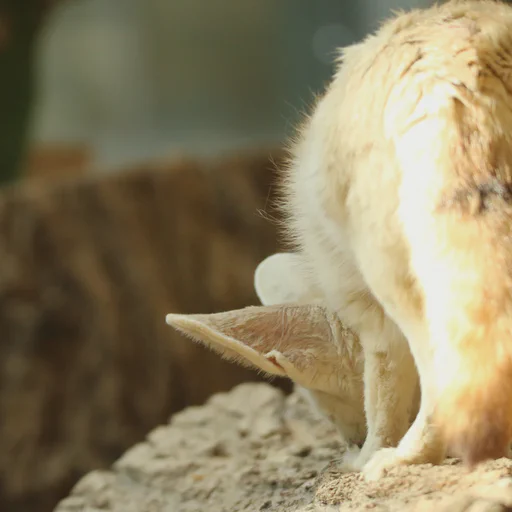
56;383;512;512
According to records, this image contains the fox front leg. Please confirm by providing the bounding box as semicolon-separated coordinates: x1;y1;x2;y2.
332;309;420;474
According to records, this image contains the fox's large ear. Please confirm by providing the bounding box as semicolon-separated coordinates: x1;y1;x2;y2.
166;304;360;394
254;253;321;306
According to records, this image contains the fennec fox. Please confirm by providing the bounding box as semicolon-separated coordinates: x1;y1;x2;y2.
169;0;512;479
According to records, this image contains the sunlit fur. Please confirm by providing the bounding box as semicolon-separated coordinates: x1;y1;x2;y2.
280;0;512;477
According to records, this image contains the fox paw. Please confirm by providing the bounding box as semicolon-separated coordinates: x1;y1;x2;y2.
331;444;365;473
361;447;408;481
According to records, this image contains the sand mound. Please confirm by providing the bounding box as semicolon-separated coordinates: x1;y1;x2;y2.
56;383;512;512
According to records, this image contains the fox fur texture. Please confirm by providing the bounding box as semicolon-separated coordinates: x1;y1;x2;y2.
281;0;512;477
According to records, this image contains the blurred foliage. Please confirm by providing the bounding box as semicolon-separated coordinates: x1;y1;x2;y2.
0;0;59;185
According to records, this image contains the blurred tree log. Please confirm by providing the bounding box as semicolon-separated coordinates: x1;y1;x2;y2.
24;144;92;181
0;1;62;184
0;149;289;512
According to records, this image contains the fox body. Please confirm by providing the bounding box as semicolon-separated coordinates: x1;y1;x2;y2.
168;0;512;479
283;0;512;474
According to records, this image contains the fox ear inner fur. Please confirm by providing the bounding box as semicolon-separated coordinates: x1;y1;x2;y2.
165;304;359;396
165;301;367;446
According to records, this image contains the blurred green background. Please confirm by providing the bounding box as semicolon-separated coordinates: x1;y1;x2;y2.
3;0;430;181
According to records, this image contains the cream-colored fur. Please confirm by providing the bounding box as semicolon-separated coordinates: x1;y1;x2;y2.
255;252;365;442
256;253;419;446
282;0;512;478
